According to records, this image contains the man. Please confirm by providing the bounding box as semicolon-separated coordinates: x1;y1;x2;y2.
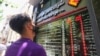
0;38;7;56
5;14;46;56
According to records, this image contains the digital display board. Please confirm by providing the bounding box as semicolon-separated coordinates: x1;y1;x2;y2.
37;19;62;56
65;10;97;56
36;10;98;56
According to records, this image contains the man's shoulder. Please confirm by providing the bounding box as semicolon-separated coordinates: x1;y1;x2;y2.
27;41;44;50
7;39;40;48
30;43;46;56
10;38;44;51
5;39;46;56
28;41;43;49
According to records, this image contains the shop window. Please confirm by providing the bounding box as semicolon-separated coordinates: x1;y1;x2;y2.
51;0;56;6
56;0;60;3
40;0;60;12
42;0;50;11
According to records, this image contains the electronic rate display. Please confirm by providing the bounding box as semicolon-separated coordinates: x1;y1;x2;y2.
65;10;98;56
36;10;98;56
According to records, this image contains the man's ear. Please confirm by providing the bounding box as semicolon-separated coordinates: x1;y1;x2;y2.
27;22;33;30
24;22;31;30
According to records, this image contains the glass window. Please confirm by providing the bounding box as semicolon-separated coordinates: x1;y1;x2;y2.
51;0;56;6
40;0;50;11
40;0;60;12
56;0;60;3
43;0;50;10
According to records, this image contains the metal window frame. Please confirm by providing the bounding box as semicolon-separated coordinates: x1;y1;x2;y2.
87;0;100;56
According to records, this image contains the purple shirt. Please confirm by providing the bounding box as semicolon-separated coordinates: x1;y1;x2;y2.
5;38;46;56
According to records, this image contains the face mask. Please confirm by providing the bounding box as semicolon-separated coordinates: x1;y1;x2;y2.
32;26;38;33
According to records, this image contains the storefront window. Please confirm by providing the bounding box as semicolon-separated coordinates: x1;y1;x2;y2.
51;0;57;6
42;0;50;11
56;0;60;3
40;0;60;12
